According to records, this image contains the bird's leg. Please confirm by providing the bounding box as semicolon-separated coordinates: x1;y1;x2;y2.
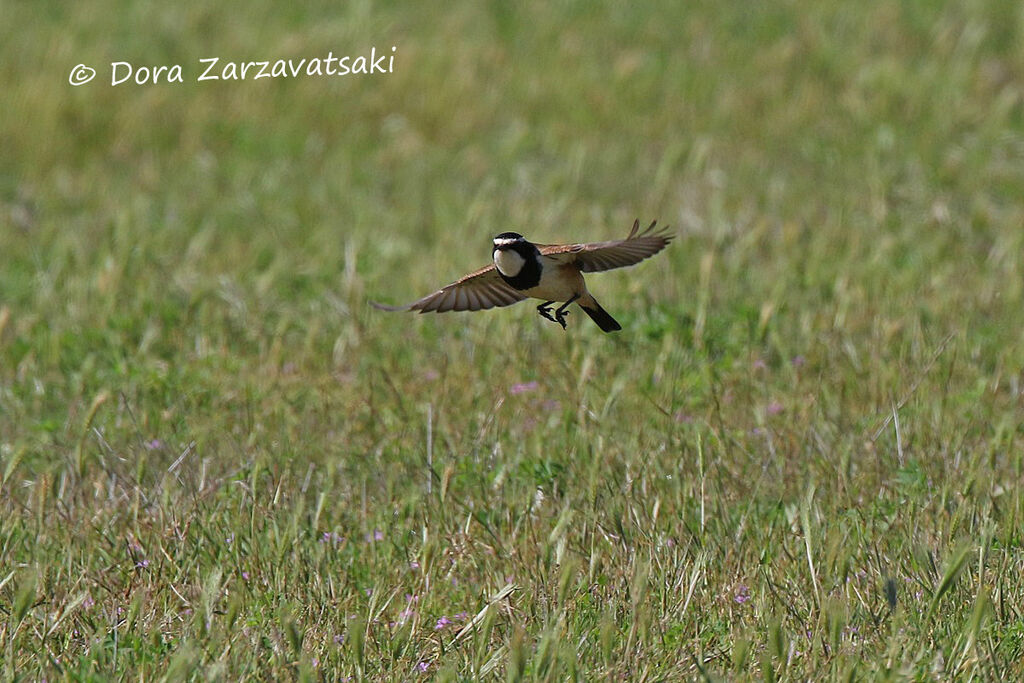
553;294;580;330
536;301;558;323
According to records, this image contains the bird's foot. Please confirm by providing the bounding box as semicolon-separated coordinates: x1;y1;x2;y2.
553;294;578;330
537;301;557;324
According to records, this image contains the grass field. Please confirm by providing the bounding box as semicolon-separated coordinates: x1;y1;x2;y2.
3;1;1024;679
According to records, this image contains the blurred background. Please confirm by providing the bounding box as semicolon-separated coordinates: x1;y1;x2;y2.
4;1;1023;345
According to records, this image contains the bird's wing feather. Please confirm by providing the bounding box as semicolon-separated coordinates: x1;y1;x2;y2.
371;263;528;313
538;219;674;272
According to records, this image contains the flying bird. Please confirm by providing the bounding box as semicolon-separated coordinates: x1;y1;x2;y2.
372;219;673;333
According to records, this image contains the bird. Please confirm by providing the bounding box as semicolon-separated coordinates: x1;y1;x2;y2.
371;219;673;333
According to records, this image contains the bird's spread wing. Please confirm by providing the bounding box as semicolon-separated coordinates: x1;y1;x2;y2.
371;263;528;313
538;219;674;272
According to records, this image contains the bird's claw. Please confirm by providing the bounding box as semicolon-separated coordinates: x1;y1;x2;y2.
537;302;557;324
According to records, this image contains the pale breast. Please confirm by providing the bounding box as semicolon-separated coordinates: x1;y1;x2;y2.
521;261;585;301
493;248;526;277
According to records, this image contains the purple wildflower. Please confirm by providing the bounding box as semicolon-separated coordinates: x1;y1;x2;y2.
321;531;344;545
435;616;452;630
766;401;784;415
734;584;751;604
417;662;429;673
509;381;539;395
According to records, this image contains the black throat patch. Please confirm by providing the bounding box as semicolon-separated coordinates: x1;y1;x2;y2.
497;241;542;290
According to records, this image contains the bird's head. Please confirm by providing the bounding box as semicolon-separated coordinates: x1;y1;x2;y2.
492;232;526;250
492;232;530;277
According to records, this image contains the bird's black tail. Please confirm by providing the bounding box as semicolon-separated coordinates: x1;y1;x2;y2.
580;300;621;332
